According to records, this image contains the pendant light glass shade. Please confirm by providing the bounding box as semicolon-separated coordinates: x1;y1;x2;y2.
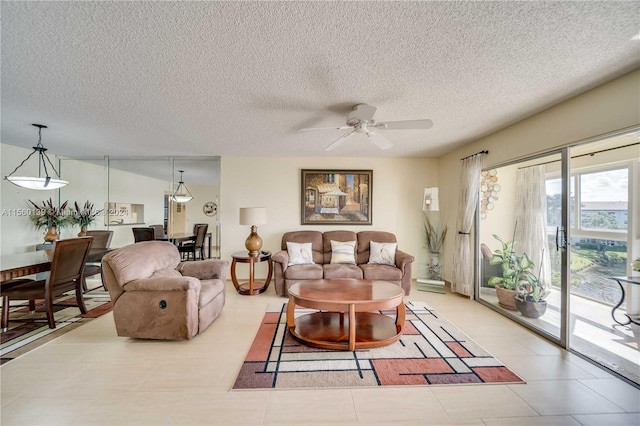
4;124;69;190
171;170;193;203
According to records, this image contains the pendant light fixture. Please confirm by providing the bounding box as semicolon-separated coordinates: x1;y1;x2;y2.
4;124;69;190
171;170;193;203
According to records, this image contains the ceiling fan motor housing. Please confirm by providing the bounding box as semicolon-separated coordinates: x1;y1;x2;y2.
346;103;376;126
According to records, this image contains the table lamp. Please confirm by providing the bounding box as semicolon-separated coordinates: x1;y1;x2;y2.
239;207;267;256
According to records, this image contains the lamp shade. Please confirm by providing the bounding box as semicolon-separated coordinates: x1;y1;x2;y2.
239;207;267;225
5;176;68;190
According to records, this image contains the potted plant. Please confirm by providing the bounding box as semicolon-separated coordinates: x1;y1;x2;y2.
71;201;102;236
423;213;447;281
487;233;538;310
515;264;549;318
28;198;71;242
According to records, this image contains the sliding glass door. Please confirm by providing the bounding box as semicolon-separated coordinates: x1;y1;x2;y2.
477;128;640;385
477;151;565;342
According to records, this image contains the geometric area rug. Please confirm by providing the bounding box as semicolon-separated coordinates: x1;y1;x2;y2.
233;301;525;390
0;287;113;365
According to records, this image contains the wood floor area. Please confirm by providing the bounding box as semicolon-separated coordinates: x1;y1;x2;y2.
1;279;638;425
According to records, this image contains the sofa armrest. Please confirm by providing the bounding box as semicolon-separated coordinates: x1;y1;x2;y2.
395;250;415;269
271;250;289;272
177;259;228;281
124;276;201;292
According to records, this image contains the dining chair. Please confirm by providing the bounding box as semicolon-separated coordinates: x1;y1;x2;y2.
82;230;114;292
1;237;93;331
178;224;208;261
132;227;155;243
150;224;165;240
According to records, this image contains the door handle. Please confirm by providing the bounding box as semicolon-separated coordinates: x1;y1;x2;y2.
556;226;567;250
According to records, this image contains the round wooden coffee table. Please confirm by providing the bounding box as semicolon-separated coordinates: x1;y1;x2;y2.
286;279;405;351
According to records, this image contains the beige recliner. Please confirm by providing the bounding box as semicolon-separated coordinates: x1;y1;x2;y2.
101;241;227;340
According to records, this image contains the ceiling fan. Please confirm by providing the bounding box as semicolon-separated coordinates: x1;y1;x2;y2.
299;103;433;151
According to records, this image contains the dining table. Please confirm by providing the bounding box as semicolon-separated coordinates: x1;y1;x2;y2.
0;248;111;284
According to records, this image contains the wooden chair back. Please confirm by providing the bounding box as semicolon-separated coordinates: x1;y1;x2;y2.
194;224;208;248
48;237;93;294
132;227;155;242
150;225;165;240
85;230;113;249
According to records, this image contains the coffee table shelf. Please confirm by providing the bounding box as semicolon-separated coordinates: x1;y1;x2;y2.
286;279;405;351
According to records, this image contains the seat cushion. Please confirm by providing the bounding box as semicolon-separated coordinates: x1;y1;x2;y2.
359;264;403;281
323;264;363;279
284;264;323;280
198;279;225;308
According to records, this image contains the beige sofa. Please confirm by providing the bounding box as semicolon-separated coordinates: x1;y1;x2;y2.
271;230;414;297
102;241;227;340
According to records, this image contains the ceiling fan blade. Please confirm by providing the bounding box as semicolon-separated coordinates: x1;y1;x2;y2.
325;130;355;151
376;119;433;130
367;131;393;150
299;125;351;132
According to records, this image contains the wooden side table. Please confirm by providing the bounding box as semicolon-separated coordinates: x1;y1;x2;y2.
231;251;272;295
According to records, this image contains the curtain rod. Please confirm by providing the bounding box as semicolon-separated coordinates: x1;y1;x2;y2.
518;142;639;169
460;150;488;161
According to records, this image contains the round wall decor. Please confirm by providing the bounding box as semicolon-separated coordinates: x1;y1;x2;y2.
203;201;217;216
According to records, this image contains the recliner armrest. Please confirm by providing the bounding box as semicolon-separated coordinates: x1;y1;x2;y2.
124;276;200;292
177;259;228;281
395;250;415;269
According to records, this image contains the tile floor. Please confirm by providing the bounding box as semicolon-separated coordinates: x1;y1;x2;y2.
1;279;639;425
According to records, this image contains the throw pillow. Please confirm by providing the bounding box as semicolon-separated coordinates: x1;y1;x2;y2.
330;240;357;265
368;241;397;266
287;242;315;266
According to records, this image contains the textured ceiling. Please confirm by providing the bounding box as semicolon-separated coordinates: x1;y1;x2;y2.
1;1;639;159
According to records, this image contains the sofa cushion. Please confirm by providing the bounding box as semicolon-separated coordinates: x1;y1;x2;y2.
360;263;403;282
284;264;324;280
323;230;357;264
368;241;398;266
330;240;357;264
286;242;315;266
357;231;397;265
323;264;363;279
281;231;324;264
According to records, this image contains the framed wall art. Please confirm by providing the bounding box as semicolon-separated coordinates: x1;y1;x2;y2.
301;169;372;225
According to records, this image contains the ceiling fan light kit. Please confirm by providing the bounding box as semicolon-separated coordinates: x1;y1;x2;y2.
300;103;433;151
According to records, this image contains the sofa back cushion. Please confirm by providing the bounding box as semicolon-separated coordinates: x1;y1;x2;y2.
102;241;181;287
281;231;324;264
357;231;397;264
323;230;357;264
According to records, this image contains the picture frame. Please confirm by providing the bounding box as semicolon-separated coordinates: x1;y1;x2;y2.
301;169;372;225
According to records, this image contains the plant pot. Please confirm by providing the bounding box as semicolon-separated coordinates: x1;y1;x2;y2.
495;285;518;310
77;225;88;237
516;297;547;318
44;226;60;242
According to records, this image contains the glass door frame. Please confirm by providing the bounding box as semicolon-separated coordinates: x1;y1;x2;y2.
474;148;569;346
474;125;639;357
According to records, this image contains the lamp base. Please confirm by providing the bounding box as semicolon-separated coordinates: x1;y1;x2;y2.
245;225;263;256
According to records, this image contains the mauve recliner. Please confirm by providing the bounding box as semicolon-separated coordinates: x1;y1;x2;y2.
102;241;227;340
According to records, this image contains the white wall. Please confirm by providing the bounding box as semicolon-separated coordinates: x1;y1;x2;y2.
220;157;438;279
438;69;640;289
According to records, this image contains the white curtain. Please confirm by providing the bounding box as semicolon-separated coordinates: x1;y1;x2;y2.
452;154;484;296
515;165;552;289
